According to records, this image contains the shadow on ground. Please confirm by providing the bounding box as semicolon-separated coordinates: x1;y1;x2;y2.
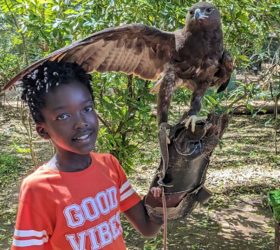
124;191;274;250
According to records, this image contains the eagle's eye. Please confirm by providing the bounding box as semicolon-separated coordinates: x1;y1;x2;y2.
189;10;194;15
205;7;213;13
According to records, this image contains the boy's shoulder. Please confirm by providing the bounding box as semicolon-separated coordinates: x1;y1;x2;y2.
91;152;119;165
21;164;57;189
91;152;124;176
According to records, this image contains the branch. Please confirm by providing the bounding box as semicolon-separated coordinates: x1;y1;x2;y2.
116;75;135;134
96;113;113;134
4;0;29;65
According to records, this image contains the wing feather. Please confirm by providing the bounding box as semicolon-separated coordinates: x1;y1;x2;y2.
215;50;234;92
3;24;175;90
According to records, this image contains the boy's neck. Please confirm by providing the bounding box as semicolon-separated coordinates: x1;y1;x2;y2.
53;152;92;172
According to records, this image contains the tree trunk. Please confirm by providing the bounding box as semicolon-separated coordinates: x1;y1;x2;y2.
232;101;280;115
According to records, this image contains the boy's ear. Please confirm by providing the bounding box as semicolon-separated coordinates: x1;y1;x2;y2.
36;124;50;139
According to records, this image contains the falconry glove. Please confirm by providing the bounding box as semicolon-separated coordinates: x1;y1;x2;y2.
144;113;229;223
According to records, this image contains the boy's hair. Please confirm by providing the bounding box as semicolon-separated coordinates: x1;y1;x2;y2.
21;61;94;123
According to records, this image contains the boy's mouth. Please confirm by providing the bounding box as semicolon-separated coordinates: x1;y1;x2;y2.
73;132;92;141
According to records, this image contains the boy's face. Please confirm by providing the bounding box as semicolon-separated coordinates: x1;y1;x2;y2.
36;80;98;155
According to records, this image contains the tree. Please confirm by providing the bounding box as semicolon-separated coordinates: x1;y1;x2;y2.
1;0;279;170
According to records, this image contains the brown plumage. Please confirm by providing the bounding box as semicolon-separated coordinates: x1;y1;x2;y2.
3;2;233;128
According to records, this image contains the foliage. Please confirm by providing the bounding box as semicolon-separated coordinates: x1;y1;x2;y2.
94;73;157;171
0;153;22;187
0;0;279;171
268;189;280;222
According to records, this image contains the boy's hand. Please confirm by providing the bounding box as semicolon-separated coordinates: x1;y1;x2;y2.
150;187;162;198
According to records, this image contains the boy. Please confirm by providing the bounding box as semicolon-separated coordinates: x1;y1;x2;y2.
12;61;162;249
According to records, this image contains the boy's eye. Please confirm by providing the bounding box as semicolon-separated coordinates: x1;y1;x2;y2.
84;106;93;112
56;113;70;120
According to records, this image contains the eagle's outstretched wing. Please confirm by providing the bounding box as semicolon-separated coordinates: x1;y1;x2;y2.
3;24;175;90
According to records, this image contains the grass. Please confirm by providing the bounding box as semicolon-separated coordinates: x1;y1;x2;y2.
0;154;22;188
0;153;22;246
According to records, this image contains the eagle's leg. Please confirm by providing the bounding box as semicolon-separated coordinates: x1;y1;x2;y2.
157;69;176;126
180;87;207;132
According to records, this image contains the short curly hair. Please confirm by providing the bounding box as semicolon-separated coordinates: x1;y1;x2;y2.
21;61;94;123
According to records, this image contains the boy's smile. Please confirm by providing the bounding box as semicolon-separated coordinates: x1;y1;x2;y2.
37;80;99;171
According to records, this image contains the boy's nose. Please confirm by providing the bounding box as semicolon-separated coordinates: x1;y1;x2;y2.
74;121;89;130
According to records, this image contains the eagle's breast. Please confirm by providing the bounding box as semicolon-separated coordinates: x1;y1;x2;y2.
173;28;222;84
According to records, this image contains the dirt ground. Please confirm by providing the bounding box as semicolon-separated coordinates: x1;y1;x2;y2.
123;113;280;249
0;98;279;249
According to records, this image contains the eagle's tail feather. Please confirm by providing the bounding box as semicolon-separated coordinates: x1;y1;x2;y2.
217;78;230;93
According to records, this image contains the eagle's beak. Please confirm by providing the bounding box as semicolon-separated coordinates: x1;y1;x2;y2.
194;9;207;20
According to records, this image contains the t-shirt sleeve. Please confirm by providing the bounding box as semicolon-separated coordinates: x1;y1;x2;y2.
110;155;141;212
11;178;53;250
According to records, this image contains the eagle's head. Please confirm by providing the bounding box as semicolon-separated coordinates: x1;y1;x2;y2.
185;2;221;30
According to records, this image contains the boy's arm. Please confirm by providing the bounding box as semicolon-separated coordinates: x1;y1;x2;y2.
124;199;162;237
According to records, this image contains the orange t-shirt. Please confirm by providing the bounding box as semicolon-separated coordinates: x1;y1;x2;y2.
12;153;141;250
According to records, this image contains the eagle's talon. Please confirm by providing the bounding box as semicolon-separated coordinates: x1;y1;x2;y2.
184;115;207;133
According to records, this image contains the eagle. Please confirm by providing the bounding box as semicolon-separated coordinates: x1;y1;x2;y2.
3;1;233;132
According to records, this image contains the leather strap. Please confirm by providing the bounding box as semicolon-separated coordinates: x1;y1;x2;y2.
158;122;172;250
